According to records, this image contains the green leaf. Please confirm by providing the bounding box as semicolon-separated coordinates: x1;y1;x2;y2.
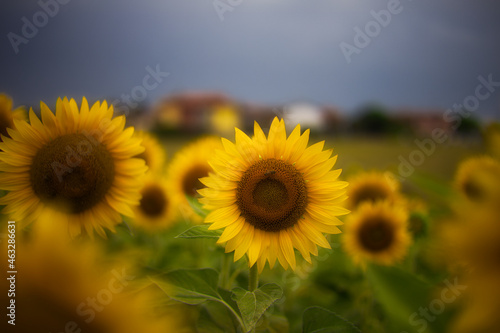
150;268;247;330
197;303;238;333
149;268;220;305
302;306;361;333
231;283;283;332
366;264;439;333
176;224;223;239
186;195;209;218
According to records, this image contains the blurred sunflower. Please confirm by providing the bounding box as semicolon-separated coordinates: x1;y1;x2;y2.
343;201;410;266
210;104;241;136
346;171;401;209
440;206;500;333
167;136;222;223
134;131;167;174
0;222;191;333
199;117;349;272
0;97;147;237
132;174;176;231
454;156;500;205
0;93;26;141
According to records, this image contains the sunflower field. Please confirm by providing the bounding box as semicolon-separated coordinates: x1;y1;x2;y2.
0;92;499;333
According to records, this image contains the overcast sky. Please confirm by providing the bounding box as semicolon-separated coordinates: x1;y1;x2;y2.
0;0;499;119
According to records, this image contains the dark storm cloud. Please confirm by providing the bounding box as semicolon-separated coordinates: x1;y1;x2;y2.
0;0;499;118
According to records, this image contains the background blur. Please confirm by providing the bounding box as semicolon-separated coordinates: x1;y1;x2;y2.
1;0;499;124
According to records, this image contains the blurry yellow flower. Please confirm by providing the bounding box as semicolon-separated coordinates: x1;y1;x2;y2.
0;93;26;141
441;204;500;272
0;222;191;333
134;131;167;174
346;171;401;209
132;174;176;231
440;206;500;333
199;117;349;272
0;97;147;237
343;201;411;266
449;270;500;333
454;156;500;205
210;104;241;136
167;136;222;223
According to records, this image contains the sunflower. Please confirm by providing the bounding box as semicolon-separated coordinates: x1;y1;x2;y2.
440;206;500;333
134;131;167;174
210;104;241;136
167;136;222;223
346;171;401;209
198;117;349;272
343;201;411;266
0;93;26;141
132;174;176;231
0;97;147;237
454;156;500;205
0;222;191;333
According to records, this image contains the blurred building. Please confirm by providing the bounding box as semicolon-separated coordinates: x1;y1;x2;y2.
152;91;236;133
394;108;454;137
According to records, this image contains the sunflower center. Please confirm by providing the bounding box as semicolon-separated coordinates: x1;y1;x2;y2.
352;185;389;206
463;180;483;201
358;218;394;252
236;158;307;232
30;134;115;214
182;165;211;196
140;185;167;217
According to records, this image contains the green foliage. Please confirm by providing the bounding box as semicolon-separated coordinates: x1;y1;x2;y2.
366;264;449;333
351;105;407;136
176;224;223;239
302;306;362;333
150;268;284;332
232;284;283;332
186;194;209;218
150;268;221;305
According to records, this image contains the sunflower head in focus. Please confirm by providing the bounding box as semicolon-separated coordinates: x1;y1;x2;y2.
346;171;401;209
454;156;500;205
0;97;147;237
0;93;26;141
343;201;411;266
134;131;166;174
199;117;349;272
167;136;222;223
132;174;176;231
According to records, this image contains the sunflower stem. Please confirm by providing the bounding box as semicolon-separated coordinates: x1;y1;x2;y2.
220;253;231;289
248;263;259;292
